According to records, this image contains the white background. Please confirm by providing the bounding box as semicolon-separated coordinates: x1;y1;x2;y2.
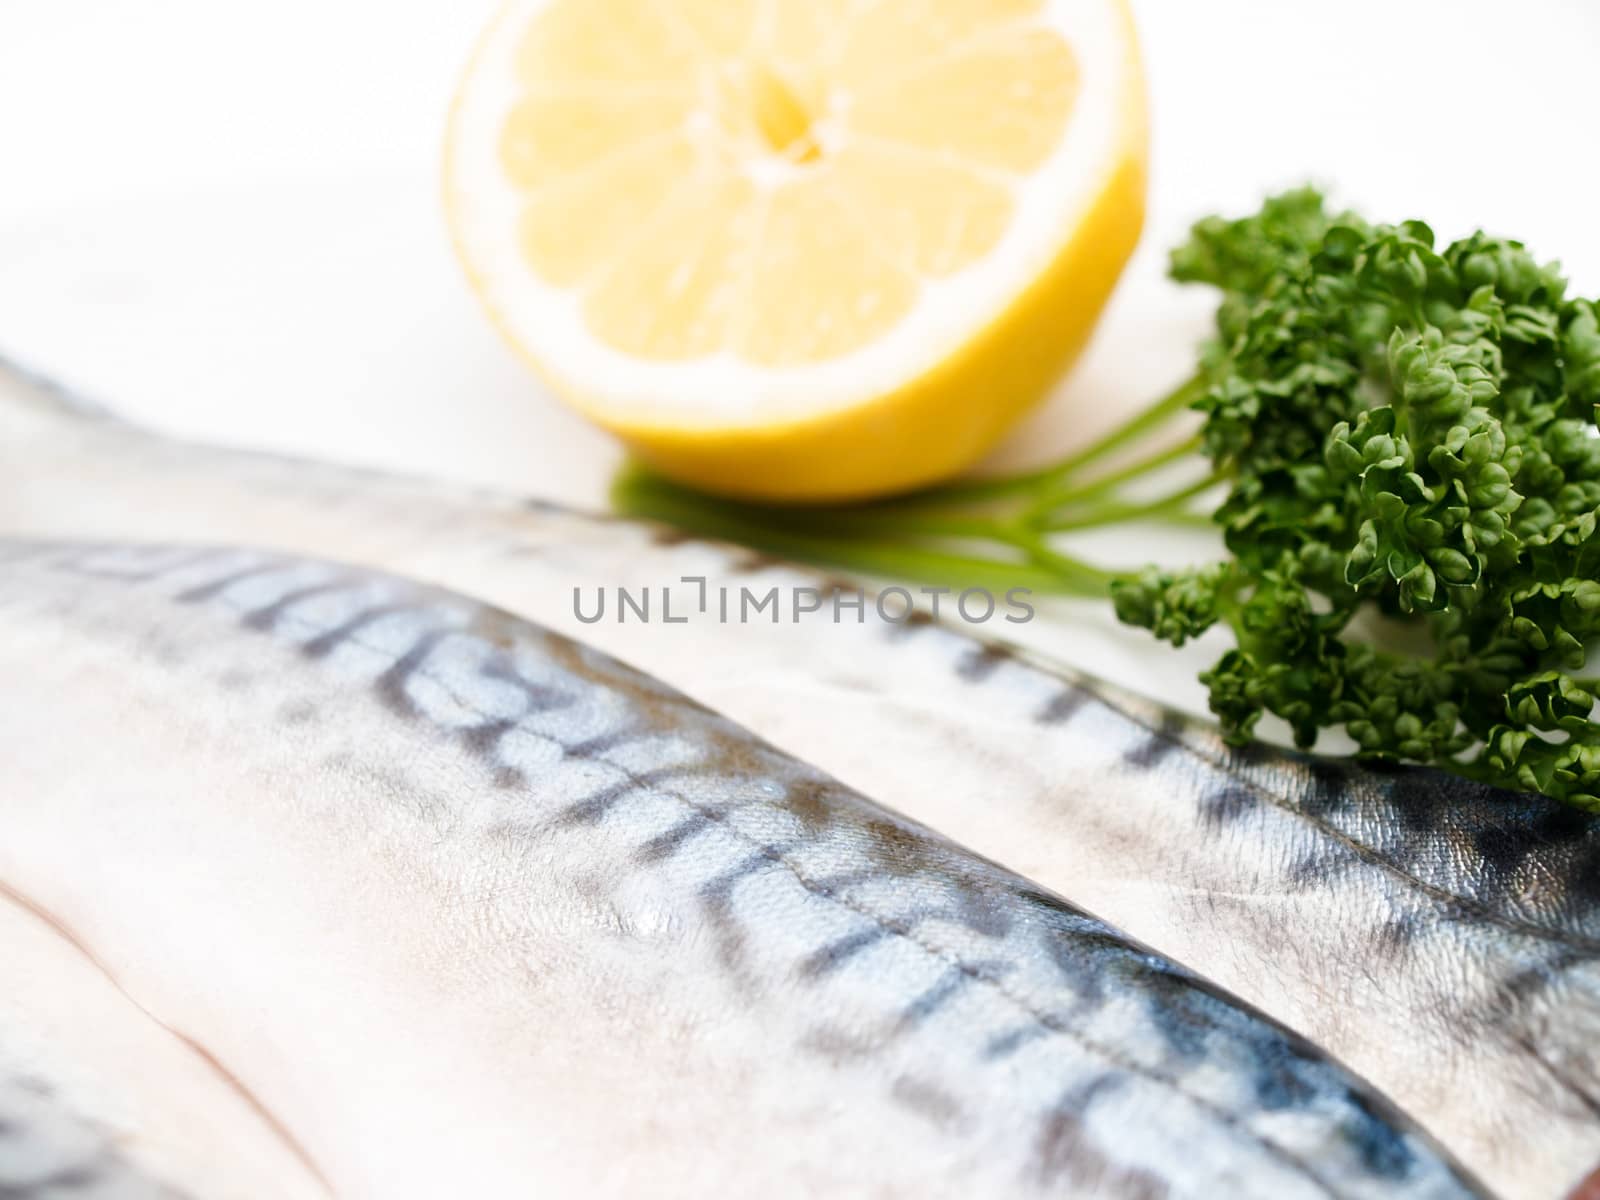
2;0;1598;717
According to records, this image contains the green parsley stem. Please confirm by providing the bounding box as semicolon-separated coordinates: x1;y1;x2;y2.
882;370;1209;509
611;467;1111;596
1037;471;1225;532
1025;435;1206;520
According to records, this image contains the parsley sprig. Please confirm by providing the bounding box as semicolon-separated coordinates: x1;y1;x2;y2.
613;189;1600;808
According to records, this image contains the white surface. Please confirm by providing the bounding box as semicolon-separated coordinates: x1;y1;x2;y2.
2;0;1599;718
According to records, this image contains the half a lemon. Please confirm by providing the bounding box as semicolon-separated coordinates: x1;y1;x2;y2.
446;0;1147;501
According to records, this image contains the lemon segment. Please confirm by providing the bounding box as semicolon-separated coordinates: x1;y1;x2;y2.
845;29;1079;172
827;146;1013;279
512;0;699;87
584;173;760;360
447;0;1147;501
515;136;700;287
836;0;1046;81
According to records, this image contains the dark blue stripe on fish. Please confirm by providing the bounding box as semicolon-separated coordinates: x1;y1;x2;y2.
175;563;282;604
984;1025;1047;1061
1035;688;1091;726
801;927;892;980
1122;721;1184;769
634;812;718;864
300;605;409;658
957;644;1014;683
242;582;348;632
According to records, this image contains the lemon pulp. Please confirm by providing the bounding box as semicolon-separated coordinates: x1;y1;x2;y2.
447;0;1147;500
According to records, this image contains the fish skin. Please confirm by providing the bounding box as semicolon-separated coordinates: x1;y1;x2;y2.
3;362;1599;1195
0;886;329;1200
0;1071;188;1199
0;539;1486;1198
0;1005;192;1200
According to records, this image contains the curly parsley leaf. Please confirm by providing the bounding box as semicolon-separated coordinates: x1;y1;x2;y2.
615;189;1600;809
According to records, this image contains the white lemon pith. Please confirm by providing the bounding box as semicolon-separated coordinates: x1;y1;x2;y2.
446;0;1147;501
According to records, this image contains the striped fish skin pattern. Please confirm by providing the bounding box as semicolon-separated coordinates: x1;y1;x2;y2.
0;1051;188;1200
3;361;1598;1195
0;541;1486;1199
